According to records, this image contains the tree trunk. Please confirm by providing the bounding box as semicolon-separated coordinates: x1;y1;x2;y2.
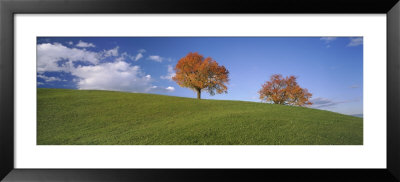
196;88;201;99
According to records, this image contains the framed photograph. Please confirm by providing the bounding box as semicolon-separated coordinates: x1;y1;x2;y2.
1;0;399;181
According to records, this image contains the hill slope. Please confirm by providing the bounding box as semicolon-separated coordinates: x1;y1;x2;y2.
37;88;363;145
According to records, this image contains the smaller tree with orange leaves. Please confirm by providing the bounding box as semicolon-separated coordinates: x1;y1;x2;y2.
259;74;312;106
172;52;229;99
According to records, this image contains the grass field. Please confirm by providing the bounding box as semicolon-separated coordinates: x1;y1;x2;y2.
37;88;363;145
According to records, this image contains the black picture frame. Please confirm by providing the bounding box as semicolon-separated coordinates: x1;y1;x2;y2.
1;0;399;181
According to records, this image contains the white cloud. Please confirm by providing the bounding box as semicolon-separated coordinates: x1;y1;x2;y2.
67;41;73;45
135;49;146;61
148;55;163;62
135;53;143;61
166;86;175;91
37;43;101;72
76;40;95;48
150;86;175;93
102;46;119;57
347;37;363;47
115;56;125;62
72;61;154;92
37;74;63;82
115;52;130;62
114;49;145;62
160;65;176;80
320;37;337;43
37;42;174;93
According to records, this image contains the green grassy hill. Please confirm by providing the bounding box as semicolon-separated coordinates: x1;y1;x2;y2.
37;88;363;145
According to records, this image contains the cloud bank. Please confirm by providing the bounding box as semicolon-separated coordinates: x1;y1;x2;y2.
148;55;163;62
37;42;174;93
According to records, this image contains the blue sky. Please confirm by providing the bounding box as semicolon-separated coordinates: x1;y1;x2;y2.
37;37;363;115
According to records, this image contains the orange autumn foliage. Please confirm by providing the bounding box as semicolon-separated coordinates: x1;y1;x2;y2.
172;52;229;99
259;74;312;106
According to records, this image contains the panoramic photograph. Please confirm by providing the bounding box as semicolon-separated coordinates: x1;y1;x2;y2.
37;37;363;145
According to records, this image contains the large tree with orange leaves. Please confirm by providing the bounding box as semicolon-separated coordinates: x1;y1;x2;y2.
259;74;312;106
172;52;229;99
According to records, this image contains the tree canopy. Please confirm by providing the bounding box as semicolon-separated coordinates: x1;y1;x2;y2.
172;52;229;99
259;74;312;106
